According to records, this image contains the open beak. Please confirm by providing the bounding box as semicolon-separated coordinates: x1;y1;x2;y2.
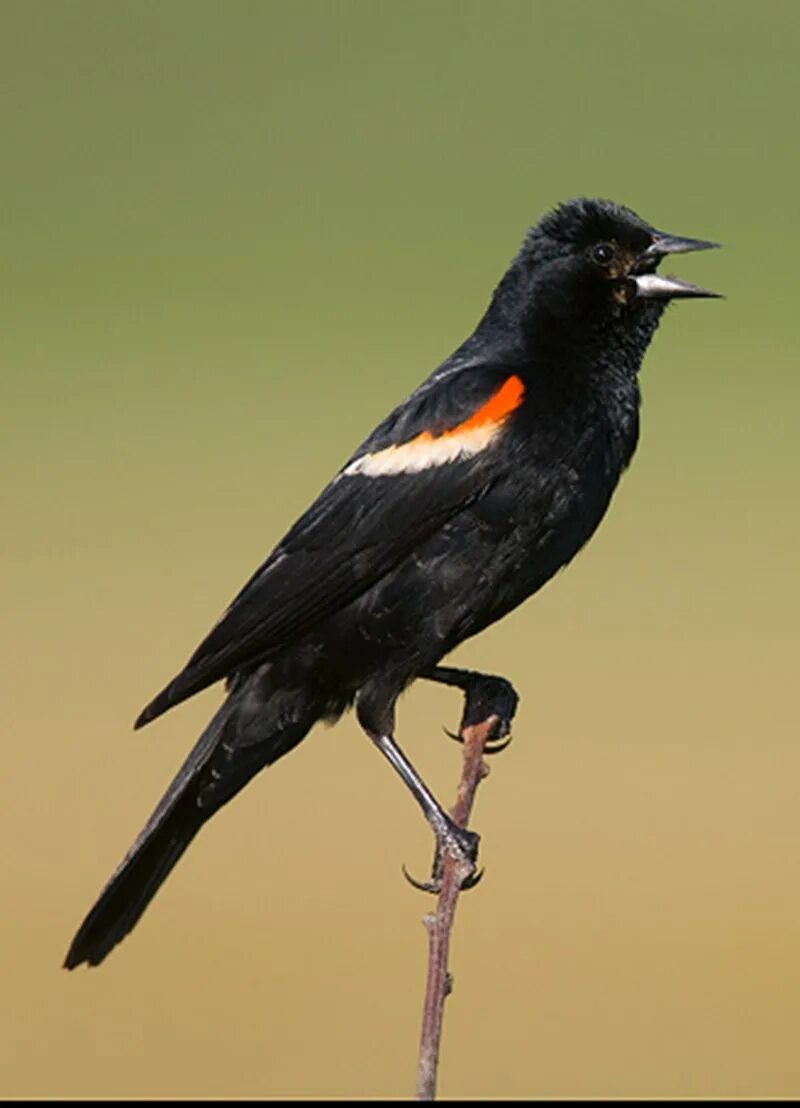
632;231;722;300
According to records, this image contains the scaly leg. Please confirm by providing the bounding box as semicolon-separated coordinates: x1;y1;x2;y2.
360;667;518;893
365;730;480;889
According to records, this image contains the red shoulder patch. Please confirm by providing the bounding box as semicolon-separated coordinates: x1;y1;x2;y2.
442;374;526;438
344;375;526;477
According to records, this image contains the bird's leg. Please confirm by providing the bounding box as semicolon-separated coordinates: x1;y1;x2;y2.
389;665;518;891
365;730;481;892
422;665;519;754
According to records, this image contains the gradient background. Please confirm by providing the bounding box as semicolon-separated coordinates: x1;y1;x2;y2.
3;0;798;1098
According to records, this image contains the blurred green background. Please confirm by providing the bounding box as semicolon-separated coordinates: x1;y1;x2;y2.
3;0;798;1097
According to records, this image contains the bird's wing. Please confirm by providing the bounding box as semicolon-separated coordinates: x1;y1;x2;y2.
136;366;526;727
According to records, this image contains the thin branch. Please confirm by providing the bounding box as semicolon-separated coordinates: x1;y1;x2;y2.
414;714;500;1101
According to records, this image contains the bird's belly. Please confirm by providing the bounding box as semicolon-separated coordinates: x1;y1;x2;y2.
434;497;608;646
326;467;616;674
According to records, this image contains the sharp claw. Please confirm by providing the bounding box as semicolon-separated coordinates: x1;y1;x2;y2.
444;721;513;750
401;861;485;894
461;866;485;890
401;862;442;894
483;731;513;755
402;823;479;895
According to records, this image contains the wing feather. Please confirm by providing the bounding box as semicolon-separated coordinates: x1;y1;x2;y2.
136;367;521;726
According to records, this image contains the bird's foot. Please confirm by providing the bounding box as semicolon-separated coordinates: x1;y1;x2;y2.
402;817;483;895
437;670;519;754
443;718;512;755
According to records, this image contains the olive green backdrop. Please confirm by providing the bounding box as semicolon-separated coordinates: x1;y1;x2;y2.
3;0;798;1097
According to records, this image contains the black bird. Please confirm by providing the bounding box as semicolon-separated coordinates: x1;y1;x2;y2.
65;198;719;969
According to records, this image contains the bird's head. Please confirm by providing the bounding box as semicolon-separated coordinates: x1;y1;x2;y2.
521;197;720;333
459;197;721;376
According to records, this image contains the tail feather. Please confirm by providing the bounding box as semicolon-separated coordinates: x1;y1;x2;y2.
64;693;239;970
64;797;203;968
65;677;319;969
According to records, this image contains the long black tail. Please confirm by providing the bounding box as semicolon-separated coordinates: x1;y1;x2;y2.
65;677;319;969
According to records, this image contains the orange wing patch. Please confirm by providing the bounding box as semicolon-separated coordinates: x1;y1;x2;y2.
344;375;525;477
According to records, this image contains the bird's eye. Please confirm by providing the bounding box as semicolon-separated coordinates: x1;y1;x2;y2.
591;242;615;267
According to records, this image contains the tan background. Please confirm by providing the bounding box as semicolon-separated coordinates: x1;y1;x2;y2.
3;0;798;1097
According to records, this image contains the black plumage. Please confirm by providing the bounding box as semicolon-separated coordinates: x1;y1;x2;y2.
65;197;719;969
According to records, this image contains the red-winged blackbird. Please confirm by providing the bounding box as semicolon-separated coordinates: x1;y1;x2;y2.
65;198;719;969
